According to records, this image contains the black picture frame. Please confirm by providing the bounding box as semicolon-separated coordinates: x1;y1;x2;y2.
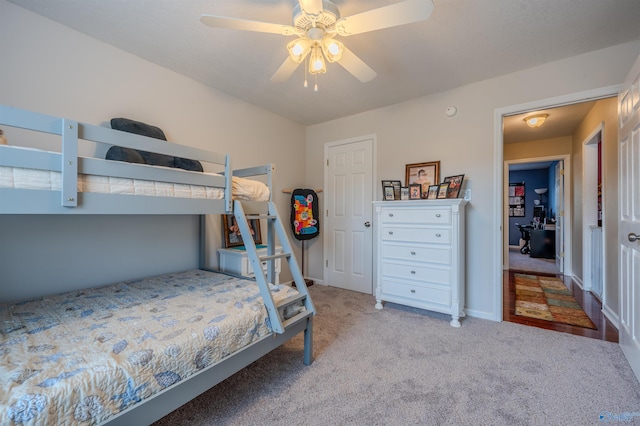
409;184;422;200
400;187;409;200
382;180;402;200
443;174;465;199
383;186;395;201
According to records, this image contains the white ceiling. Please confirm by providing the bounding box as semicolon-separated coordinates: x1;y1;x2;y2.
8;0;640;126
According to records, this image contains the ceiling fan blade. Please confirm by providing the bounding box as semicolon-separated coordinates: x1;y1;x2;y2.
200;14;295;36
336;0;434;36
271;57;303;82
337;46;377;82
299;0;324;15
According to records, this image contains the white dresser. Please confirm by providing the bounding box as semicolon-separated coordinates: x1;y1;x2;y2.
218;246;282;284
373;199;467;327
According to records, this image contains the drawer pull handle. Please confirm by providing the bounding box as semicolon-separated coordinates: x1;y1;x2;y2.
435;213;441;217
410;251;416;255
410;270;416;274
389;213;394;217
436;233;441;237
410;289;416;293
388;231;394;235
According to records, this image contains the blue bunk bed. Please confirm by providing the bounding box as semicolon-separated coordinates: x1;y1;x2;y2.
0;105;315;425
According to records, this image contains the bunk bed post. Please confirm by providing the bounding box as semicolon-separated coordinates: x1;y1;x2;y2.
61;118;79;207
266;164;276;285
199;215;206;270
224;154;233;213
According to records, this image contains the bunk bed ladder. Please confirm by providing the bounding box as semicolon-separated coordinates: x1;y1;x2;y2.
233;200;316;336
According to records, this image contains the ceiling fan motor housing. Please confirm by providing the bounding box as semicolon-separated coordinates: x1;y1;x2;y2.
293;0;340;31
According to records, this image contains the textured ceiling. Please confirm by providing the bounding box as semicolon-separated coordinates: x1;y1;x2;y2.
8;0;640;125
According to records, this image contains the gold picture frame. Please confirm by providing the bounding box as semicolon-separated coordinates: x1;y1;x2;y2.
405;161;440;198
222;214;262;248
437;182;450;199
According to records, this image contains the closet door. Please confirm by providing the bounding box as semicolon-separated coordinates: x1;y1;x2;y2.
324;136;374;294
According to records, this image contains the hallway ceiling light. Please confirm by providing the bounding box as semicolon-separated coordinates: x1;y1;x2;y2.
524;114;549;128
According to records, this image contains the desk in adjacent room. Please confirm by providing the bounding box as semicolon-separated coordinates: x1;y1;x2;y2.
530;228;555;259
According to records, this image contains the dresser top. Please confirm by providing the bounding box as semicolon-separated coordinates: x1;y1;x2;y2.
373;199;468;207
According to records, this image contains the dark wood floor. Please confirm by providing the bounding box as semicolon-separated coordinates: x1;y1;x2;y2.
504;269;618;343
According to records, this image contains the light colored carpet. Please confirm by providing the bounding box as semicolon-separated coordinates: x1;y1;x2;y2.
153;285;640;426
509;246;560;275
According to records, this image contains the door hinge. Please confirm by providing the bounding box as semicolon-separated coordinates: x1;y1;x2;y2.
325;260;328;267
560;252;565;258
560;169;565;176
559;211;564;217
326;209;328;217
326;159;329;166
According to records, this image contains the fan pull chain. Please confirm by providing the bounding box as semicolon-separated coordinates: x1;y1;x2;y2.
304;57;309;88
314;74;318;92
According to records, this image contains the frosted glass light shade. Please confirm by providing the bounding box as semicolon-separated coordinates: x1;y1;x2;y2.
524;114;549;128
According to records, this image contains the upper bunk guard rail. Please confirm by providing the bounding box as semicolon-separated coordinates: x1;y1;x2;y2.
233;200;316;335
0;105;233;213
232;163;273;200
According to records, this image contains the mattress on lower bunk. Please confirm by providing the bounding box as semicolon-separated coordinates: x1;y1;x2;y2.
0;146;269;201
0;270;301;425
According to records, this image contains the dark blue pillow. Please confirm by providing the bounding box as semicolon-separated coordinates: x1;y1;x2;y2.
106;118;203;172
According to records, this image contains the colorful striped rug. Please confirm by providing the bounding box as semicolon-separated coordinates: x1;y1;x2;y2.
514;273;597;329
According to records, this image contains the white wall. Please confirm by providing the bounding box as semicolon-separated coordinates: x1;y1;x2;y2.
306;41;640;320
0;1;306;300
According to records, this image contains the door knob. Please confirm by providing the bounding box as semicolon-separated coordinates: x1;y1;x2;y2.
629;233;639;243
364;221;371;228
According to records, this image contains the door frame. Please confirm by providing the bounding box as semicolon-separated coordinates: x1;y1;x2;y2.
322;134;377;290
581;124;605;299
492;85;620;321
503;154;571;275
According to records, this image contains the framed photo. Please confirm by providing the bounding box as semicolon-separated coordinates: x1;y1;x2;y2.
437;182;450;199
409;184;422;200
400;187;409;200
405;161;440;198
443;174;465;199
383;186;395;201
381;180;402;200
426;184;439;200
223;214;262;248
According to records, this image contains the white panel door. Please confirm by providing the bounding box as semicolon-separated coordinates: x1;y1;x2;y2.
618;53;640;382
325;137;374;294
555;160;564;273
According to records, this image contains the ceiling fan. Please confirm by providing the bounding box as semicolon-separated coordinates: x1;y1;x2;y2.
200;0;434;87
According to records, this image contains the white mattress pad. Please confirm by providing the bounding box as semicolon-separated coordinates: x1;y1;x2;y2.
0;145;270;201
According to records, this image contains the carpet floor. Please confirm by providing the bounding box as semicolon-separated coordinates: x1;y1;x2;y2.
508;247;559;275
514;273;597;329
153;284;640;426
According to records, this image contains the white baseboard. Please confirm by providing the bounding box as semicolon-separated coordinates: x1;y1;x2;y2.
572;274;585;290
465;308;498;322
602;303;619;329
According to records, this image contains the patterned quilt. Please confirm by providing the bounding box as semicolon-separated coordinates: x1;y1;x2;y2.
0;270;300;425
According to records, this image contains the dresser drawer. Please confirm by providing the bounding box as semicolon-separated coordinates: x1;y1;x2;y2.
382;226;451;244
381;208;451;225
381;279;451;307
381;243;451;265
382;261;450;285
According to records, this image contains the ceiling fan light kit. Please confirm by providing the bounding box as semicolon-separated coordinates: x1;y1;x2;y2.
201;0;434;90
